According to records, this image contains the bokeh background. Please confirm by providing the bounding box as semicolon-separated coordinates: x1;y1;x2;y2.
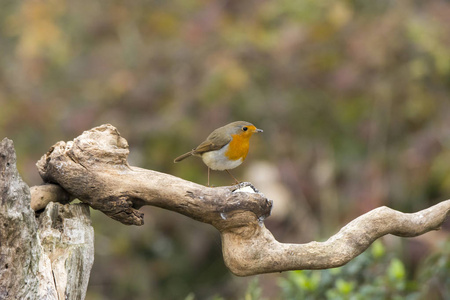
2;0;450;299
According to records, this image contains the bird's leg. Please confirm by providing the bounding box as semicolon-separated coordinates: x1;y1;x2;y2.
225;170;241;185
208;167;210;187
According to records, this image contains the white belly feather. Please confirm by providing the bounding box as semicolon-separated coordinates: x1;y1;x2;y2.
201;143;243;170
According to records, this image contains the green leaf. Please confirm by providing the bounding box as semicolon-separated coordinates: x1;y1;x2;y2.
388;258;406;281
371;240;386;259
335;279;355;295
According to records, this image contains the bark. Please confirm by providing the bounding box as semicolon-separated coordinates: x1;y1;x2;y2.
33;124;450;276
0;138;94;299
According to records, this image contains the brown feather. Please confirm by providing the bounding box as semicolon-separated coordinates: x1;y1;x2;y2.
173;151;194;162
192;137;230;155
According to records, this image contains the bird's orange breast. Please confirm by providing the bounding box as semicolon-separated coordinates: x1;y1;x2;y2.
225;133;251;161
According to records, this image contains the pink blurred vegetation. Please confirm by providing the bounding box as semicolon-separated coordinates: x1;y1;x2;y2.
1;0;450;298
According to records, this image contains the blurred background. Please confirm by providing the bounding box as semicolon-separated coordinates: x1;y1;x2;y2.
2;0;450;299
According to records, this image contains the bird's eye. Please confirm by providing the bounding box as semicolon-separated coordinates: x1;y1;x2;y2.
242;127;248;131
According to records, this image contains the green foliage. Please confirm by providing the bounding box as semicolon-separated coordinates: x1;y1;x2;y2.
417;240;450;299
243;278;265;300
277;241;419;300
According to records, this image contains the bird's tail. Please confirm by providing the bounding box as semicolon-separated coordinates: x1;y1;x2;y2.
174;151;193;163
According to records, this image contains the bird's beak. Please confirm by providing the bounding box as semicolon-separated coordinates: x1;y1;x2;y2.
255;128;263;133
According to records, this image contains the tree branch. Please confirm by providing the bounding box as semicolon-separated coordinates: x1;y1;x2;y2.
221;202;450;275
34;124;450;276
31;183;73;211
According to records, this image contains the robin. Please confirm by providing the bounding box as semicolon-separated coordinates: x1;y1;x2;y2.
174;121;263;186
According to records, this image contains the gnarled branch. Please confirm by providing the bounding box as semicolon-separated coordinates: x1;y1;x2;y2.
34;124;450;276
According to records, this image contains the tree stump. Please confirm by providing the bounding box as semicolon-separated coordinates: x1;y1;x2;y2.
0;138;94;300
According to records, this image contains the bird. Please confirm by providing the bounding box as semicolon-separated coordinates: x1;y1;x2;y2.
174;121;263;186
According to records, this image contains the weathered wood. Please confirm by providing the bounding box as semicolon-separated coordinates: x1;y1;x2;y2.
0;138;94;299
0;138;39;299
31;183;73;211
35;125;271;226
34;124;450;276
38;202;94;300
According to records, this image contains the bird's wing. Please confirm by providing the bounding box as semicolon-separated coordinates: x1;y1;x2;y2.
192;131;231;155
